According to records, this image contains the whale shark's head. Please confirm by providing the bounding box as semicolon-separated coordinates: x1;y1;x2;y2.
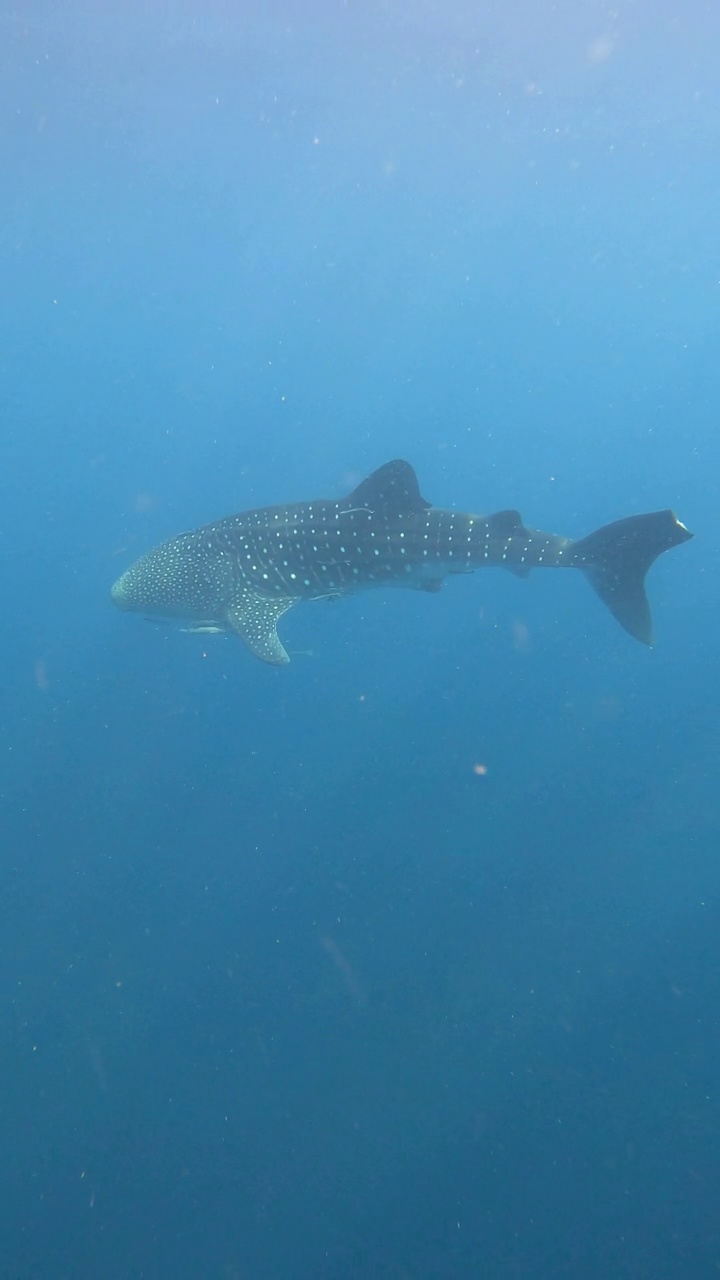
110;531;229;623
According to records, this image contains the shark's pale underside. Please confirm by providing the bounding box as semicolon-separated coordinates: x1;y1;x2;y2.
111;460;692;664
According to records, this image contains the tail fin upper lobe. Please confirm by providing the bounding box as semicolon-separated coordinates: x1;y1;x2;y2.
572;511;693;644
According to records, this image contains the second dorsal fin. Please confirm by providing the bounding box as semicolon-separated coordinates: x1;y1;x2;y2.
488;508;524;536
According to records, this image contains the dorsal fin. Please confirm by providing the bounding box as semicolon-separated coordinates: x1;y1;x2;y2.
347;460;431;516
488;508;524;536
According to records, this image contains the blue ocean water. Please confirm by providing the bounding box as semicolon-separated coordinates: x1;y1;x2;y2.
2;3;719;1276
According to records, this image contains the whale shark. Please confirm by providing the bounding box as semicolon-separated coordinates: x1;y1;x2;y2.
111;460;692;664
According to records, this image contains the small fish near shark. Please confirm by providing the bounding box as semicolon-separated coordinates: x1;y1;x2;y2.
111;460;693;664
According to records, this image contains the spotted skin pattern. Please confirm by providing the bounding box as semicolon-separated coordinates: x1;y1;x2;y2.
111;460;692;664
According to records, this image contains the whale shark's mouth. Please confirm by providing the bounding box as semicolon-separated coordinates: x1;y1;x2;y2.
110;572;130;608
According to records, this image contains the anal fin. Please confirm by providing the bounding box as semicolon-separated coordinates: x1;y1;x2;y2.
227;592;297;665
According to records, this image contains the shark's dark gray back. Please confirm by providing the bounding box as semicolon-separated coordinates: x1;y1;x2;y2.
205;459;432;601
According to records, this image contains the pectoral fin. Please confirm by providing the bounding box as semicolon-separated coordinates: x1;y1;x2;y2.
227;592;297;665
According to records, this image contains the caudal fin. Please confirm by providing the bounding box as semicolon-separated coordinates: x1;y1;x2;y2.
572;511;693;645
